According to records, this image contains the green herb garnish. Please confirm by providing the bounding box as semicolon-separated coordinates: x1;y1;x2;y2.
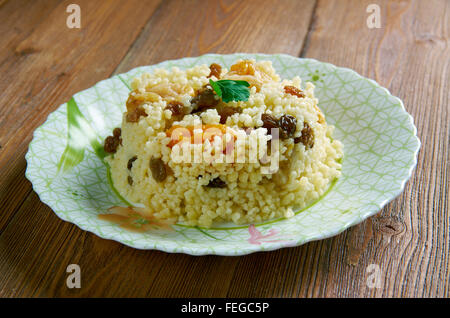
209;79;250;103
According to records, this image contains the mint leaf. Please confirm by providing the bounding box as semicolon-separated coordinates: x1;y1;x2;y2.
209;79;250;103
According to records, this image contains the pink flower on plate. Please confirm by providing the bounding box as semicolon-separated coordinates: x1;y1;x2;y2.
247;224;289;245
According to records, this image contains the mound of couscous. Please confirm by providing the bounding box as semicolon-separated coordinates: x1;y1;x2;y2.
104;60;343;227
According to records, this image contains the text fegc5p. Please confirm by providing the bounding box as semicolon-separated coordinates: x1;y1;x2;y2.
225;302;269;313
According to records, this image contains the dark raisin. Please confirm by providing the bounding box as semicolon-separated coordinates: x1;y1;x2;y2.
127;156;137;170
261;113;280;133
279;114;297;139
149;157;167;182
284;85;305;98
127;176;133;186
113;128;121;138
126;105;147;123
218;106;242;124
104;135;120;153
165;101;186;117
207;63;222;79
294;122;314;149
206;177;226;188
191;87;219;111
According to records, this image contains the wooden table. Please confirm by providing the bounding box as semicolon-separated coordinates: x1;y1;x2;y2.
0;0;448;298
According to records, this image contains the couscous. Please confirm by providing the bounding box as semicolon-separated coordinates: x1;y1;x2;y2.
104;60;343;227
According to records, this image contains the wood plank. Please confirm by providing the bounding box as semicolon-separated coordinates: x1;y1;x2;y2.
0;0;61;232
0;0;60;65
296;0;449;297
1;0;447;298
0;0;317;297
114;0;316;73
0;0;161;233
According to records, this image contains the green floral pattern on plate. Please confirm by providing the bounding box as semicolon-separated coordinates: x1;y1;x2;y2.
25;54;420;255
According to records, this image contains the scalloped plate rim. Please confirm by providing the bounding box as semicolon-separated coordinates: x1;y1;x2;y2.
24;53;420;256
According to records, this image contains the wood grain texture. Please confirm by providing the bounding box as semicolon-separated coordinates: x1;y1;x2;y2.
0;0;448;298
0;0;61;235
114;0;316;73
0;0;161;233
300;0;449;297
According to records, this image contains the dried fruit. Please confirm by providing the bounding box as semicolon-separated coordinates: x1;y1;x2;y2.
126;91;140;111
206;177;226;188
294;122;314;149
126;105;147;123
127;175;133;186
278;114;297;138
230;60;255;75
261;113;279;131
207;63;222;79
165;100;186;117
149;157;167;182
191;86;219;111
104;135;120;153
127;156;137;170
104;127;123;153
284;85;305;98
261;113;297;139
125;91;149;123
218;106;242;124
113;128;121;138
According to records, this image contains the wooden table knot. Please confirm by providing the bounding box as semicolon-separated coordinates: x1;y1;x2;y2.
373;217;405;236
14;47;40;56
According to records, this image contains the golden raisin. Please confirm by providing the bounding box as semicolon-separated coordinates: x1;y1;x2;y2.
126;90;144;112
125;91;148;123
284;85;305;98
207;63;222;79
230;60;255;75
